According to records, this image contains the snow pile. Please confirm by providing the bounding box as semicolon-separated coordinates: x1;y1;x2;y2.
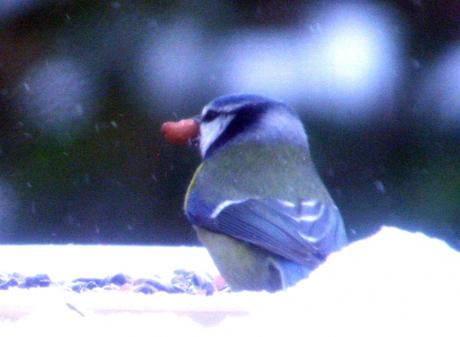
1;226;460;336
268;226;460;336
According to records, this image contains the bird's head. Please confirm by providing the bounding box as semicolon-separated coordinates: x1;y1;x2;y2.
161;94;308;158
198;94;308;158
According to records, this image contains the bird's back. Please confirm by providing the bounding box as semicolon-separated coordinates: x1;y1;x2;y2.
186;141;331;208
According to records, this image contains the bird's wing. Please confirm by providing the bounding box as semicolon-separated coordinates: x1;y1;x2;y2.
194;198;346;265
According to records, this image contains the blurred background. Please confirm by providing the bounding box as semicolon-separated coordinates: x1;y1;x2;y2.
1;0;459;247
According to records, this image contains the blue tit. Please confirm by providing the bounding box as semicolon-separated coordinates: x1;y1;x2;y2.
184;94;347;292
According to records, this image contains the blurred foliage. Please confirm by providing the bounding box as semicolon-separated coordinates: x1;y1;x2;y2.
0;0;460;248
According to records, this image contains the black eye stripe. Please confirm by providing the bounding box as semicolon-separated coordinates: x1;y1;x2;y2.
202;109;219;122
204;105;263;158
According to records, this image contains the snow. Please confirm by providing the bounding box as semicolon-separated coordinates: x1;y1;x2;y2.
1;226;459;336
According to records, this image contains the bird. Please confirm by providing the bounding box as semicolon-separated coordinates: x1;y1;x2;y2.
183;94;348;292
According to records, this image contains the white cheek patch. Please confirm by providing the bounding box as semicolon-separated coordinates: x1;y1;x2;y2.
199;115;235;157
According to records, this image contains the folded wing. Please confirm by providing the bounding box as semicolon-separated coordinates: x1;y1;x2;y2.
192;197;347;265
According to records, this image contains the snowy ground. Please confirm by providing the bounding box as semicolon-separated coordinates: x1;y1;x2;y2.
1;226;459;336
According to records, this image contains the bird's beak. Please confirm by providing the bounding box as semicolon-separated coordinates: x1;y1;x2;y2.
189;114;201;146
161;116;200;146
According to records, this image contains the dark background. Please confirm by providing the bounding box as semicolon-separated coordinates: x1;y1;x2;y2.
0;0;459;247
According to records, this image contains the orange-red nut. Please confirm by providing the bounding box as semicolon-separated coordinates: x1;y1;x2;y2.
161;119;199;145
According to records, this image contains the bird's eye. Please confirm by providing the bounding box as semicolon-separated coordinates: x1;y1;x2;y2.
202;109;219;123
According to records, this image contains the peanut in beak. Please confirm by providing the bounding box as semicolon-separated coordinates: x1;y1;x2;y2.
161;119;200;146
